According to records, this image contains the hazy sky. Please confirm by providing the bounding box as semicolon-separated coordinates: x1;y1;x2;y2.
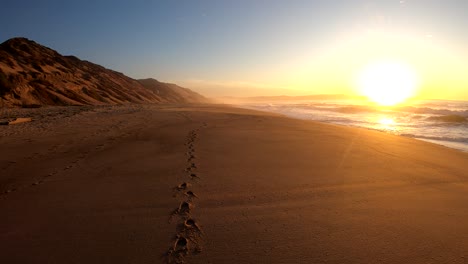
1;0;468;99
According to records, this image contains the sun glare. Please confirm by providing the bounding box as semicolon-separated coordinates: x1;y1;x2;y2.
378;117;395;126
357;61;419;106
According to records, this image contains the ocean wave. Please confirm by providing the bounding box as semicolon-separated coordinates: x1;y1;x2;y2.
401;134;468;143
291;104;468;117
397;106;468;117
252;101;468;117
323;106;376;114
291;105;378;114
426;115;467;123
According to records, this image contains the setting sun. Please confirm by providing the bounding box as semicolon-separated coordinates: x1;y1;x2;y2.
357;61;419;106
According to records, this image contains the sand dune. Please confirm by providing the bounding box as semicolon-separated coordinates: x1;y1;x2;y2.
0;105;467;263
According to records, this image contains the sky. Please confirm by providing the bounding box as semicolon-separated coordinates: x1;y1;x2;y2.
1;0;468;99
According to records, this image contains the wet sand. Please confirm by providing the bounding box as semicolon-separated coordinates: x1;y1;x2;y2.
1;104;467;263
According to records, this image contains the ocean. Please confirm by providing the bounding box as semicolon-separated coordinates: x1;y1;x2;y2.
241;99;468;152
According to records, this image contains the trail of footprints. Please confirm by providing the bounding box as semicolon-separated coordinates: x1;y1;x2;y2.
166;124;207;263
0;121;135;197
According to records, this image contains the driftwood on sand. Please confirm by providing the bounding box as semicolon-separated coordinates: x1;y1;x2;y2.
0;117;32;125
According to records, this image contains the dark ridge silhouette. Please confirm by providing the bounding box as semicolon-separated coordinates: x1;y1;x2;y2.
0;37;208;107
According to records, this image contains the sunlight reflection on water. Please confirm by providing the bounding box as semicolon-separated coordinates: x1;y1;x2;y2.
377;117;396;130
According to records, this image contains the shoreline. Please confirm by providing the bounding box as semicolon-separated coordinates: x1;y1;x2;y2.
2;103;467;152
1;102;468;163
234;102;468;153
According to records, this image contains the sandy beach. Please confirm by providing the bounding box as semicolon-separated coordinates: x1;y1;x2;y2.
1;104;467;263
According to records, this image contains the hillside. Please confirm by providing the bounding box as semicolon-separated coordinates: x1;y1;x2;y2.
138;78;209;104
0;38;208;107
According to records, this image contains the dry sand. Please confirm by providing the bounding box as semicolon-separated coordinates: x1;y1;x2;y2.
0;104;467;263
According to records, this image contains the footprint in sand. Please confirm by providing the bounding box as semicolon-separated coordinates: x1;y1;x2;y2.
176;182;190;191
184;218;201;231
2;188;17;195
185;191;198;201
171;201;192;218
32;181;42;186
173;235;189;252
177;201;192;215
187;154;196;162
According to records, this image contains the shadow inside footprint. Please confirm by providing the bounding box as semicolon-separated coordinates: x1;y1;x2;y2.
170;201;192;220
184;218;201;231
178;201;191;215
185;190;198;199
165;235;189;263
176;182;190;191
174;235;188;252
